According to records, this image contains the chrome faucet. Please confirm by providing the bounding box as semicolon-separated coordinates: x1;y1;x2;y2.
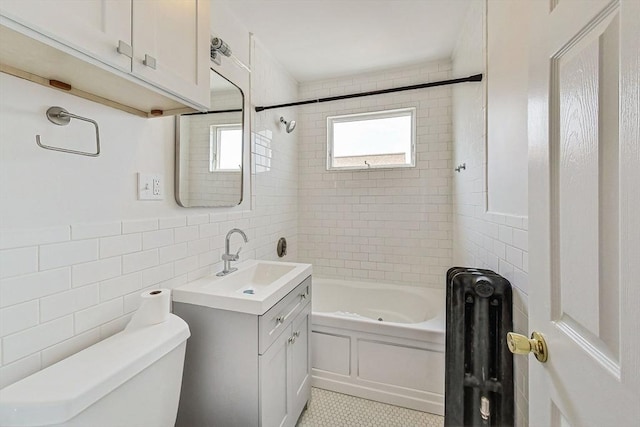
217;228;249;276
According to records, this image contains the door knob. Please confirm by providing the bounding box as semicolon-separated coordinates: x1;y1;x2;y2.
506;331;548;363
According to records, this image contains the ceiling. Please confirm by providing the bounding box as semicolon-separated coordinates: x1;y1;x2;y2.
224;0;472;82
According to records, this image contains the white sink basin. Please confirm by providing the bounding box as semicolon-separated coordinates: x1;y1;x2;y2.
172;260;312;315
231;262;297;295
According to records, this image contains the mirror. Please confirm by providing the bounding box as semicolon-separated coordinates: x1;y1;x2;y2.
175;70;244;207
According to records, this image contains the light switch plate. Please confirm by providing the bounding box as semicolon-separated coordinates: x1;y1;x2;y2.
138;173;163;200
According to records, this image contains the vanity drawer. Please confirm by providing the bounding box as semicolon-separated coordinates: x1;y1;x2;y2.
259;276;311;354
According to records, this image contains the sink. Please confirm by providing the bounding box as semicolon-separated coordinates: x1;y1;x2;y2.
172;259;312;315
231;262;297;295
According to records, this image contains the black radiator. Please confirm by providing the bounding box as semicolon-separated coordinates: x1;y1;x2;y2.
445;267;514;426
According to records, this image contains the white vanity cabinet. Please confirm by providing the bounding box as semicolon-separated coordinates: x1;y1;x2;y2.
174;276;312;427
0;0;210;115
260;302;311;427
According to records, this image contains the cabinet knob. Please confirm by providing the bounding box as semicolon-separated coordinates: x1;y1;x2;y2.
143;54;157;69
116;40;132;58
275;316;284;325
299;293;307;300
288;336;296;344
293;331;300;338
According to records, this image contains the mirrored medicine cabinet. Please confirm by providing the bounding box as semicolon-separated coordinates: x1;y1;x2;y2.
175;69;244;207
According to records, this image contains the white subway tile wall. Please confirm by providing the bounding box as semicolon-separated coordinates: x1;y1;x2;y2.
0;211;295;387
71;222;121;240
0;301;39;337
39;285;99;323
0;227;71;251
121;218;159;235
0;247;39;280
0;41;299;388
0;269;70;308
452;2;529;426
297;59;453;288
39;240;98;271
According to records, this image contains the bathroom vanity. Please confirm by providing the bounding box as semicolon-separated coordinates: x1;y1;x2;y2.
172;260;312;427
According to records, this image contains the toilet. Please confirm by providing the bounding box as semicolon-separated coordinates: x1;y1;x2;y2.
0;313;190;427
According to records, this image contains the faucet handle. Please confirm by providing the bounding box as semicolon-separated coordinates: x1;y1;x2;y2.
235;246;243;257
222;253;238;261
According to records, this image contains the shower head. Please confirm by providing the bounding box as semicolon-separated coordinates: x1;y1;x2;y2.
280;116;296;133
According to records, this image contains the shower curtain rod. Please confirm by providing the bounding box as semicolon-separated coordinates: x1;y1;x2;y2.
254;73;482;112
182;108;243;116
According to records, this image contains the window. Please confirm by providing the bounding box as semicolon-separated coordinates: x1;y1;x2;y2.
327;108;416;170
210;124;242;171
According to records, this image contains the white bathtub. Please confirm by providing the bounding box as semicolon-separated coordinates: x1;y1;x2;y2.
311;277;445;415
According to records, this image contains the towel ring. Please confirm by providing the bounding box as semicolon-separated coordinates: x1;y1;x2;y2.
35;106;101;157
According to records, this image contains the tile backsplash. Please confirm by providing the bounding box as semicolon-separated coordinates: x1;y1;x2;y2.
0;208;296;387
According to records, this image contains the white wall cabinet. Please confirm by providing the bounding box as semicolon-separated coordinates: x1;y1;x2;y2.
130;0;209;108
0;0;132;71
0;0;210;116
174;277;312;427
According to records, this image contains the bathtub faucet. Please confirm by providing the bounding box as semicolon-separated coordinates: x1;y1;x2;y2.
217;228;249;276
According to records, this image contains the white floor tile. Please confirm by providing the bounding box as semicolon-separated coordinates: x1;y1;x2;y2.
297;388;444;427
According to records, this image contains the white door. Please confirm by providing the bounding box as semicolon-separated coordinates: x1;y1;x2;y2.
527;0;639;425
131;0;210;108
0;0;131;71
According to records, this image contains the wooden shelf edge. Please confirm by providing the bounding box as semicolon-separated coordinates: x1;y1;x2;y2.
0;63;150;118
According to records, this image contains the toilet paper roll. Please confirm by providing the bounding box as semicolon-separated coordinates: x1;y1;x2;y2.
125;289;171;330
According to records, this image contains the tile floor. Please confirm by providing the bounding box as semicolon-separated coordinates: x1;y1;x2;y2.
296;388;444;427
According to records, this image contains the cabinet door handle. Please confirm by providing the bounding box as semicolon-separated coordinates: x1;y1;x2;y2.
117;40;133;58
143;54;157;69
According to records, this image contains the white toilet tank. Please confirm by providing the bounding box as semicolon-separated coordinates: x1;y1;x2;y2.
0;313;190;427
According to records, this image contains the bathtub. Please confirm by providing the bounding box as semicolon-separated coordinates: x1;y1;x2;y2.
311;277;446;415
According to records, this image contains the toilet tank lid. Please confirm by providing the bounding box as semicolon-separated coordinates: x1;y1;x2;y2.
0;314;190;427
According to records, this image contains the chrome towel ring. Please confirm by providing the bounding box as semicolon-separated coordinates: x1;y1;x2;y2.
35;106;101;157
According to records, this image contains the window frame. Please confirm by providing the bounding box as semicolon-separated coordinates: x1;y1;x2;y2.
209;123;242;172
326;107;417;171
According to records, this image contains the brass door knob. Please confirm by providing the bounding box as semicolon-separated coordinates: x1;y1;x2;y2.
506;331;548;363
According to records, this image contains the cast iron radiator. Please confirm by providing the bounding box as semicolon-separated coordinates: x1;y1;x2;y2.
444;267;514;426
